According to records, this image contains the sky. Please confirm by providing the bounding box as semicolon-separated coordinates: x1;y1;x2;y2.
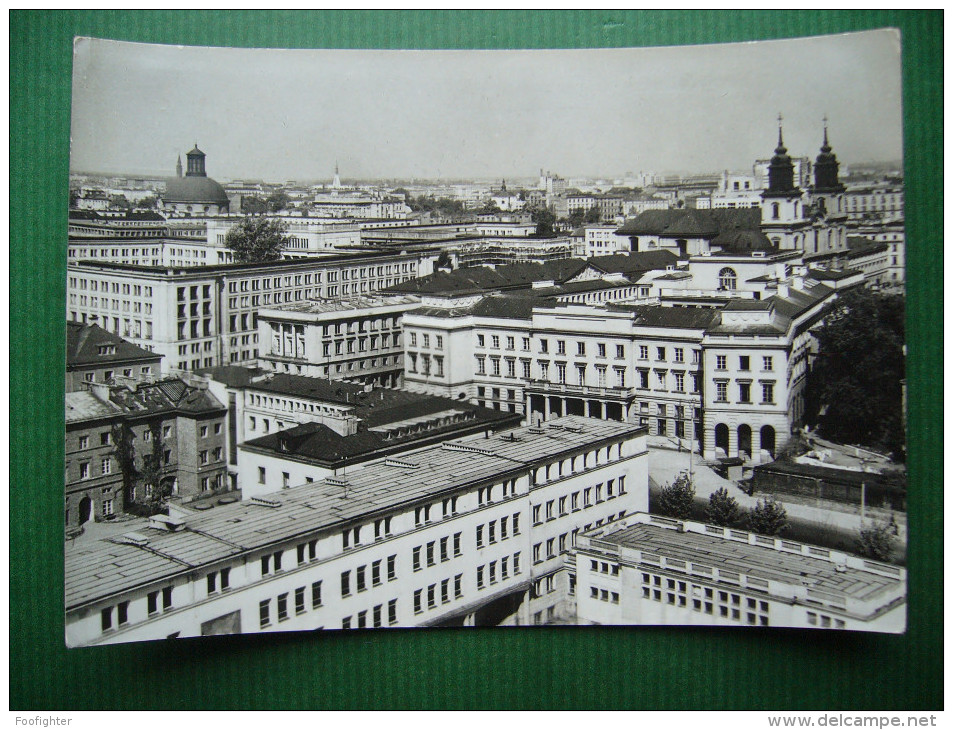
70;30;903;182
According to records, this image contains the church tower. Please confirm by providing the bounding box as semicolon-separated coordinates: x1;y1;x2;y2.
760;115;808;250
185;144;207;177
175;154;183;178
332;162;342;189
807;118;848;254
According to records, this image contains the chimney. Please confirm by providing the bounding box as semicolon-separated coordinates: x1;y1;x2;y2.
777;283;790;298
791;275;804;291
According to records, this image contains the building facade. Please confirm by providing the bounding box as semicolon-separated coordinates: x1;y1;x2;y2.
65;416;648;645
67;250;431;373
575;513;905;632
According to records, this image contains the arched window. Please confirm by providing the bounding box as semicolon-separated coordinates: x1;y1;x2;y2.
718;267;737;291
772;202;780;219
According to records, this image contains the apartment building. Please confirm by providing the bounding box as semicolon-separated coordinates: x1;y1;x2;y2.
66;321;163;392
65;416;648;645
256;294;419;385
844;186;904;220
575;513;905;633
65;379;227;529
67;250;430;373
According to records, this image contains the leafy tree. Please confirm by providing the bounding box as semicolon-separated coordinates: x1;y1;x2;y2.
531;206;557;237
805;287;905;457
566;209;586;229
266;190;291;213
705;487;742;526
855;518;897;561
656;472;696;519
108;194;131;211
69;188;80;207
241;195;268;215
747;496;788;536
137;195;158;209
435;251;453;271
479;200;503;215
225;216;288;263
584;205;603;223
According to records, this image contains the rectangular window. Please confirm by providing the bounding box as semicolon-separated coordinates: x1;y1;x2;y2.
311;581;323;608
387;554;397;581
477;566;485;589
277;593;289;621
762;382;775;403
341;570;351;597
413;546;422;571
512;513;520;535
453;532;462;557
356;565;366;592
716;355;727;370
388;599;398;625
427;584;436;609
426;541;435;566
476;525;484;548
440;536;449;562
372;560;382;586
763;356;774;371
162;586;173;610
259;599;271;629
414;590;422;614
739;355;750;371
715;381;728;402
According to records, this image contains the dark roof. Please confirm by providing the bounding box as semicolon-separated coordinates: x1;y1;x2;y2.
587;250;682;277
710;229;774;253
242;396;518;466
808;267;861;281
471;295;541;320
163;175;229;205
616;208;763;241
846;237;890;258
106;378;226;418
66;321;163;369
386;259;587;296
196;365;270;388
607;304;719;329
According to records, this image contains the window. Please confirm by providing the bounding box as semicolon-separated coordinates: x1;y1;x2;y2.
454;574;463;599
413;546;422;571
440;536;449;562
341;570;351;597
674;347;684;363
426;541;435;566
259;599;271;629
258;467;266;485
372;560;382;586
277;593;289;621
427;585;436;609
763;356;774;371
718;268;738;291
477;566;485;589
311;581;323;608
413;589;423;614
638;345;648;360
79;462;89;480
715;355;727;370
715;382;728;402
102;499;114;517
761;382;775;404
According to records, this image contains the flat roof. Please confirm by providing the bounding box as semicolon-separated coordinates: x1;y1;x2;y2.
584;519;901;603
260;294;419;316
65;415;645;608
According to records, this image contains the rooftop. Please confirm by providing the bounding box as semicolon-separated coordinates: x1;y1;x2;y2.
260;294;419;316
67;321;163;369
582;516;903;607
66;416;645;608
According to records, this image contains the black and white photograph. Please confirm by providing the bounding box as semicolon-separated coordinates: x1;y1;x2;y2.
64;30;907;647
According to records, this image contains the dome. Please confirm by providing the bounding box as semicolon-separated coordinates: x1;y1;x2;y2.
163;175;229;206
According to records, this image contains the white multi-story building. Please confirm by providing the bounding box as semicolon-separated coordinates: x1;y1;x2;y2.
575;513;905;633
65;416;648;645
257;294;419;384
402;262;842;461
582;225;631;257
67;251;432;373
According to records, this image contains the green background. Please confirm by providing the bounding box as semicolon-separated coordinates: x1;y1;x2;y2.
10;10;942;710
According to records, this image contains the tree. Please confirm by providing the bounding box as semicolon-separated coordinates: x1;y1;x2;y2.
224;216;288;263
241;195;268;215
531;206;556;237
435;251;453;271
656;472;696;519
747;496;788;536
705;487;742;526
805;287;905;457
137;195;158;209
855;518;897;561
583;205;602;223
566;209;586;229
69;188;80;208
108;193;131;211
266;190;291;213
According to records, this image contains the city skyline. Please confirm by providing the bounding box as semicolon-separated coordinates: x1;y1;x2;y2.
70;31;903;182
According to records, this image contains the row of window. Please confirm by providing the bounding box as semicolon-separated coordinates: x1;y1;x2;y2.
413;575;464;614
343;599;398;629
640;573;771;626
475;513;521;549
531;478;625;524
531;511;627;564
714;355;774;372
476;553;522;589
340;556;399;597
713;380;776;405
259;581;324;629
411;528;463;570
408;332;444;349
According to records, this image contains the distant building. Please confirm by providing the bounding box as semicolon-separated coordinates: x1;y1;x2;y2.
160;145;230;216
67;321;163;391
575;513;905;632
